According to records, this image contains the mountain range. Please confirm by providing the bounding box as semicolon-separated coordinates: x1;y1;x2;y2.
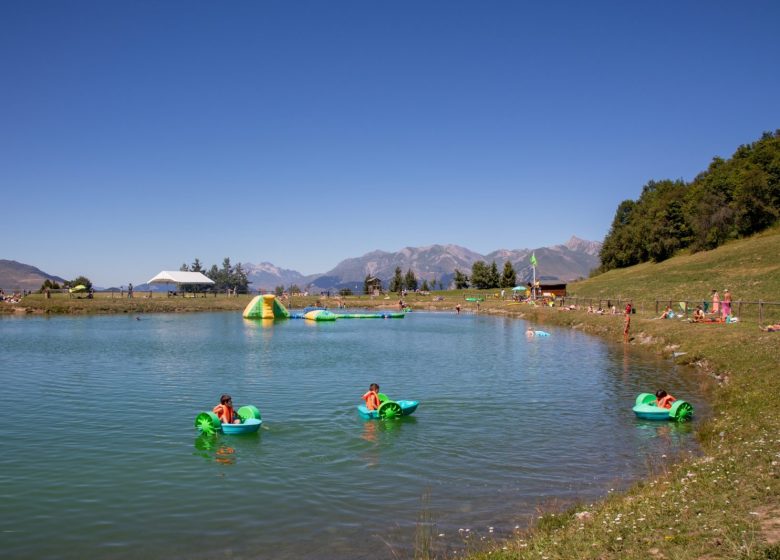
241;236;601;291
0;236;601;292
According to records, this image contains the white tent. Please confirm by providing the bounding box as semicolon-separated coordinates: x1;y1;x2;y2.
147;271;215;286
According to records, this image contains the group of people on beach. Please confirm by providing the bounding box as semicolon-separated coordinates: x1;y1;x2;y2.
709;289;732;320
0;289;24;304
655;289;734;322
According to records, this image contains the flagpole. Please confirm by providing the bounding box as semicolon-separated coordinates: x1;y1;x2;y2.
533;263;536;300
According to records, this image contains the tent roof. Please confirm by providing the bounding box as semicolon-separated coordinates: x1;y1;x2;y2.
147;271;215;285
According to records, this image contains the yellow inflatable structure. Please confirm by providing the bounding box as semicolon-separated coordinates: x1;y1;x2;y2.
242;294;291;319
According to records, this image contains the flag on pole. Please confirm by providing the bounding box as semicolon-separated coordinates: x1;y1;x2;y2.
530;252;537;267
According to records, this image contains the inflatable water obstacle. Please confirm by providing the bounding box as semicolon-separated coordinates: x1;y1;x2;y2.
292;307;337;321
243;295;405;321
632;393;693;422
195;405;262;434
357;393;419;420
243;294;290;319
335;312;405;319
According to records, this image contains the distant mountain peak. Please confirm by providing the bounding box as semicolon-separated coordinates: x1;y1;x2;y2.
563;236;602;256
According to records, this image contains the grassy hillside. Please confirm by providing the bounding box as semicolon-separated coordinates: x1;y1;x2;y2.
570;225;780;304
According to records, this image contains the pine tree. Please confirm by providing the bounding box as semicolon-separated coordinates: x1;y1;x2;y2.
470;261;489;289
404;269;418;291
454;269;469;289
500;261;517;288
389;267;404;292
488;261;500;288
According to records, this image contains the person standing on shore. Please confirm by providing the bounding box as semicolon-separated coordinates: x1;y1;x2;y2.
128;283;133;299
623;303;632;343
722;289;732;319
711;289;720;314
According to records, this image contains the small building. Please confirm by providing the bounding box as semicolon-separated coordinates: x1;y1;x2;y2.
365;276;383;295
539;283;567;297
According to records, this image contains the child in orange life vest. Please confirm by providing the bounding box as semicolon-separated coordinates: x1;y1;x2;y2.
655;389;676;409
213;394;241;424
362;383;382;411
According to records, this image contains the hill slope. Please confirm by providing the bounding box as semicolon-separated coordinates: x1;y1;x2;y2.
567;226;780;303
0;260;66;291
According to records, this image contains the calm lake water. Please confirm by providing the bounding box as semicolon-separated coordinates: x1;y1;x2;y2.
0;311;708;559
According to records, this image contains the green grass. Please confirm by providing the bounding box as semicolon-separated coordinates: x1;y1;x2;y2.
571;225;780;304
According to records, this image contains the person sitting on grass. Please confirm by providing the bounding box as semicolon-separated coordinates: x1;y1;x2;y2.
659;306;674;319
362;383;382;411
692;305;705;323
655;389;676;409
213;394;241;424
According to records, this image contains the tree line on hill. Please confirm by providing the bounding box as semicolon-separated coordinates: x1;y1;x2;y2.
359;260;519;294
599;130;780;272
180;258;249;293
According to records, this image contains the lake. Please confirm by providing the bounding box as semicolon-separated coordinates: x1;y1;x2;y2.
0;311;708;559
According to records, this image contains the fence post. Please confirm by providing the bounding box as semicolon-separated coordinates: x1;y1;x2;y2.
655;300;659;315
759;300;763;325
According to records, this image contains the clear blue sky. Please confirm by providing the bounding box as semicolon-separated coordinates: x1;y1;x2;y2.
2;1;778;287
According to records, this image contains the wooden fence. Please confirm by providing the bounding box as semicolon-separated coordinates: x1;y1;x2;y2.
557;297;780;325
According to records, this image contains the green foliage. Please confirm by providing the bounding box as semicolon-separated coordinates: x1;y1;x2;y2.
182;257;250;293
69;276;92;290
471;260;500;289
500;261;517;288
389;267;403;292
39;279;61;292
339;288;353;296
470;261;488;289
404;268;418;291
488;261;500;288
420;279;429;291
453;269;469;289
601;131;780;272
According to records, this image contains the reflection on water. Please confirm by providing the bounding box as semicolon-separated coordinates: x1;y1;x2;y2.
0;311;710;560
193;433;238;465
634;419;696;445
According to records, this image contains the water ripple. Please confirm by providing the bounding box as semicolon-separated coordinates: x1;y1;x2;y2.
0;312;708;559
